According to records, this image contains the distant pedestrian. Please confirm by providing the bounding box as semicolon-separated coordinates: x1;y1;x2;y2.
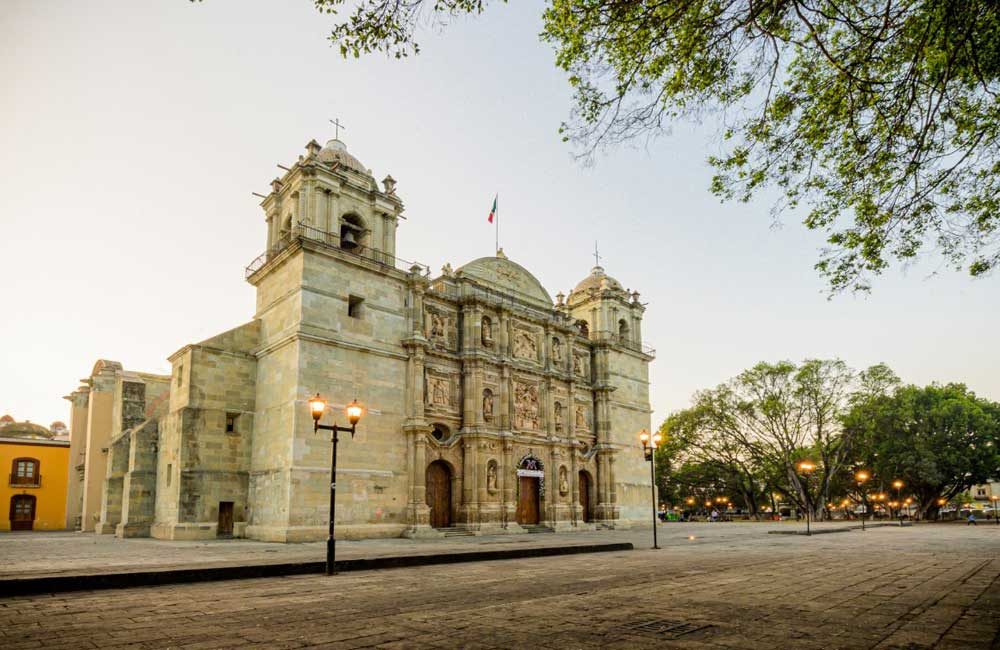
711;509;719;523
967;513;977;526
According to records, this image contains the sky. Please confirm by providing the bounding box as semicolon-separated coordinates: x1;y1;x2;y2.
1;0;996;429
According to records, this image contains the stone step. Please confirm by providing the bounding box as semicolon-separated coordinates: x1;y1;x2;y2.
523;525;554;534
440;528;476;537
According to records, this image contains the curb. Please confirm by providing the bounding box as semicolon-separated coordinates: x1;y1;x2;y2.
0;542;633;597
767;528;852;536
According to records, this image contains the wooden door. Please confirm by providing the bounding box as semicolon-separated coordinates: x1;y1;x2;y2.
217;502;234;537
579;471;592;523
10;495;35;531
426;461;452;528
517;476;540;525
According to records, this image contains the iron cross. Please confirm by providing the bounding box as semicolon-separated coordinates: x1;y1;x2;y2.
329;118;346;139
593;241;602;267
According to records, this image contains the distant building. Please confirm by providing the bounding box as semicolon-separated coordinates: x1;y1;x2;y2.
1;420;70;531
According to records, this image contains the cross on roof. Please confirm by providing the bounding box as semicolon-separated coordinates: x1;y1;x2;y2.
329;118;346;139
593;241;602;267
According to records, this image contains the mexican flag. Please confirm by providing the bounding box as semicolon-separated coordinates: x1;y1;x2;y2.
487;194;497;223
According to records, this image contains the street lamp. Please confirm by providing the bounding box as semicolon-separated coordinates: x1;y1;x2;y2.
855;470;870;531
310;394;364;575
639;429;663;549
796;460;816;536
991;495;999;526
892;479;904;526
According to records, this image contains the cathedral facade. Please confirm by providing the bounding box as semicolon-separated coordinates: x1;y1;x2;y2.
66;136;655;541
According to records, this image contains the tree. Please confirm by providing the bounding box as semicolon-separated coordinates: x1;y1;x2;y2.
843;382;1000;519
285;0;1000;293
659;359;885;520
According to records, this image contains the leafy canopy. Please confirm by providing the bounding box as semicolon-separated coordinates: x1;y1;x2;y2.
297;0;1000;293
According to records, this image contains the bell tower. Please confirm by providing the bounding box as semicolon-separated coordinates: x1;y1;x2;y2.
257;136;403;260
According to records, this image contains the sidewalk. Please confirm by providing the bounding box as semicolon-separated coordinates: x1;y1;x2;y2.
0;520;897;595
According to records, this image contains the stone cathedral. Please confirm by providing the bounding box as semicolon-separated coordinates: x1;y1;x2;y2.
64;135;655;541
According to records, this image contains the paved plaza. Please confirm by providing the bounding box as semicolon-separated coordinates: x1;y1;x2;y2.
1;523;998;648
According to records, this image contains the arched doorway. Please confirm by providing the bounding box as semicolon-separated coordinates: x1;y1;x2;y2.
517;476;540;525
10;494;35;531
516;455;543;526
425;461;452;528
579;471;593;523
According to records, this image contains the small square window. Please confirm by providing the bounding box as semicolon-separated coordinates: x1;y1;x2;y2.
348;295;364;319
225;413;237;433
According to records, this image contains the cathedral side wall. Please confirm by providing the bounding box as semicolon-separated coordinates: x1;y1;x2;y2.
280;249;411;540
605;349;653;522
152;344;256;539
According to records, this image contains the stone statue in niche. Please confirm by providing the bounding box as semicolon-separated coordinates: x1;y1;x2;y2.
554;402;563;432
428;376;449;407
575;405;587;430
552;337;563;363
573;352;589;378
482;389;494;421
481;316;494;346
513;330;537;360
487;462;498;494
559;466;569;495
513;382;540;430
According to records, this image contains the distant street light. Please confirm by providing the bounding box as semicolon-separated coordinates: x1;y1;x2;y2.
310;394;365;575
991;495;999;526
796;460;816;536
892;479;905;526
855;470;871;531
638;429;663;549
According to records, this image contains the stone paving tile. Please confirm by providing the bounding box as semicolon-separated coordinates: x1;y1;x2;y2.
1;524;998;648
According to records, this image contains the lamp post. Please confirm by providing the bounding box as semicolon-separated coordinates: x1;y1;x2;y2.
639;429;663;549
855;470;870;531
991;495;999;526
936;497;947;521
892;480;904;526
685;497;696;521
309;394;364;576
796;460;815;536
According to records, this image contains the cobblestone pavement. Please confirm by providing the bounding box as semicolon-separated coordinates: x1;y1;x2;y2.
0;520;857;579
2;525;998;648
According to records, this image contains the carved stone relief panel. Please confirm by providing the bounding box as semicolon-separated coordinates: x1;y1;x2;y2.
512;326;538;361
513;380;540;430
558;466;569;496
552;337;563;364
425;371;456;412
425;305;457;351
553;401;564;432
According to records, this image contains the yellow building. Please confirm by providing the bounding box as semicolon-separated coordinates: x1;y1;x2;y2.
0;421;70;531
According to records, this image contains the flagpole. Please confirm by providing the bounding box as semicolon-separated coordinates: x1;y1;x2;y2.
495;194;499;255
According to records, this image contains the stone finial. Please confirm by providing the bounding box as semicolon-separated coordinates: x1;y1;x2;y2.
555;291;565;306
441;262;453;276
496;248;507;260
306;139;322;157
271;178;283;193
632;290;641;304
382;174;397;194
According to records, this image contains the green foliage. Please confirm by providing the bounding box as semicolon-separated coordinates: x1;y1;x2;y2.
843;383;1000;516
247;0;1000;293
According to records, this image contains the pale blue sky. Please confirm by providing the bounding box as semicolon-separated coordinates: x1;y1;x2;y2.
1;0;996;427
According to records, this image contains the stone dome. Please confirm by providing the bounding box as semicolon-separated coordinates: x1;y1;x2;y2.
571;265;623;294
2;421;54;439
455;252;553;307
316;139;370;176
